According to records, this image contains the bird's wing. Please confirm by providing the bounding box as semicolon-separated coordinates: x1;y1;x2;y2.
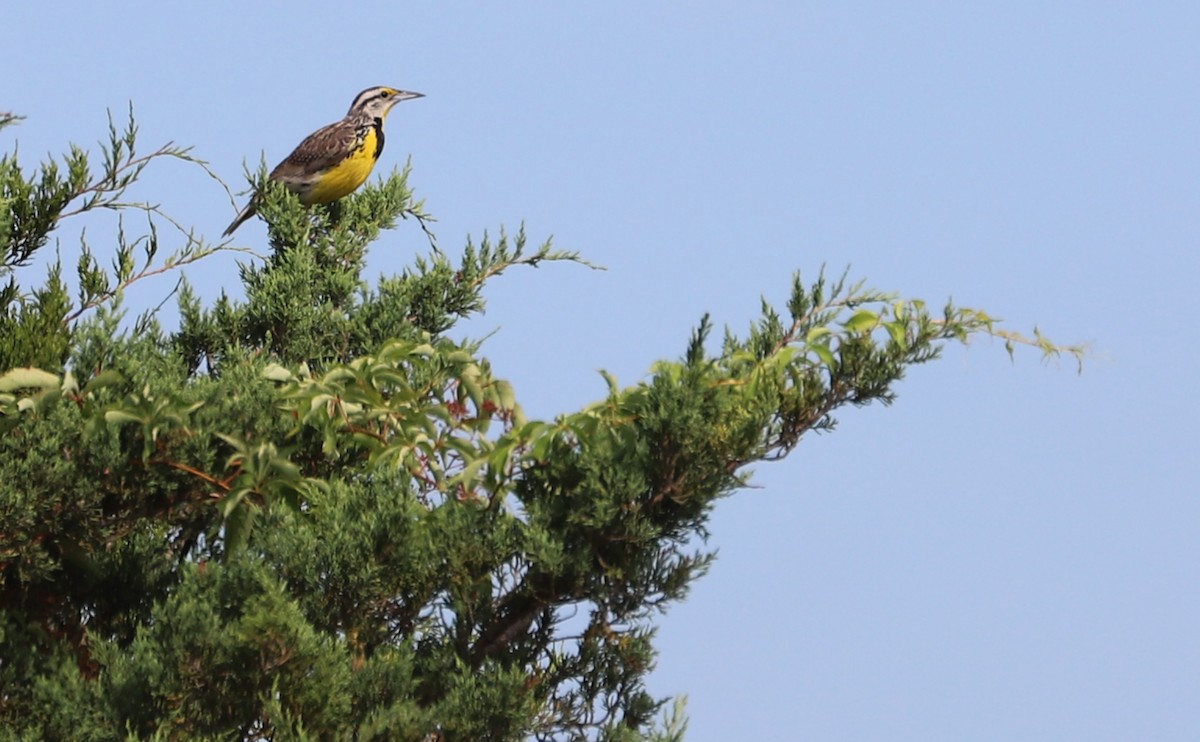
270;119;362;179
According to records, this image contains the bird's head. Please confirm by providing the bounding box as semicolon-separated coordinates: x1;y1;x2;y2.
348;86;424;120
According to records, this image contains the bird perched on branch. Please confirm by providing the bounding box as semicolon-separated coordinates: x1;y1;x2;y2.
222;85;423;237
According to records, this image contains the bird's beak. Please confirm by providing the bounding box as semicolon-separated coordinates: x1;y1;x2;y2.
394;90;425;102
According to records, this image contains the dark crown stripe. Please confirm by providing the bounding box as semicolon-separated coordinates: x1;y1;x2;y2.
348;86;388;114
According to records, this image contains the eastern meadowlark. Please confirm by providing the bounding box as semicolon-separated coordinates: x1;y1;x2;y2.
222;85;424;237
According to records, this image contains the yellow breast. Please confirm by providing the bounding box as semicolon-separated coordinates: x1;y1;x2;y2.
303;126;379;205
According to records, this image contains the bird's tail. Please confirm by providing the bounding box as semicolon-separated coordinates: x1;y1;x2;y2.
222;197;259;238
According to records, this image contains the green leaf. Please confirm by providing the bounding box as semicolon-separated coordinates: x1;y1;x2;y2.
495;379;517;412
811;342;835;368
0;367;59;392
82;369;124;393
805;326;833;343
843;309;879;333
884;320;908;350
104;409;144;425
460;369;484;408
262;363;294;382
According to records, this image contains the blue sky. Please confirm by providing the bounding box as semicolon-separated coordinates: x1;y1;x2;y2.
7;2;1199;739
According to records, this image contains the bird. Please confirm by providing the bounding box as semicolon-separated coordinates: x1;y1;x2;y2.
222;85;424;237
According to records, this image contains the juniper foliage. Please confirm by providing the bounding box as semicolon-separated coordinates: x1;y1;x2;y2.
0;111;1081;740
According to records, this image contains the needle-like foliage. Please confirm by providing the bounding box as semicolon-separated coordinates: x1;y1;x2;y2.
0;111;1082;740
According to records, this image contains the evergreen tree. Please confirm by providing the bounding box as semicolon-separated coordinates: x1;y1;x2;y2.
0;110;1080;740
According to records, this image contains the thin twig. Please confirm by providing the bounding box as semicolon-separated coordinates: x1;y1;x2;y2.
64;244;259;323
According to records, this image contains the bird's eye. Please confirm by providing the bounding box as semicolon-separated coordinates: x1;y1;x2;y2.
380;90;391;98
